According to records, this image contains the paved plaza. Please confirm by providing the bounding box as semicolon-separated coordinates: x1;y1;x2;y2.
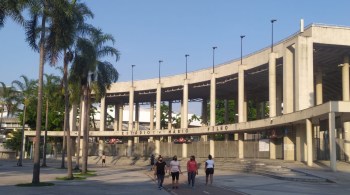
1;158;350;195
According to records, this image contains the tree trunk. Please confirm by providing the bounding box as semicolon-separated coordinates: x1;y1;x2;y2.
17;105;26;166
81;85;89;174
61;127;66;168
63;51;73;179
74;100;83;170
32;9;46;184
41;99;49;167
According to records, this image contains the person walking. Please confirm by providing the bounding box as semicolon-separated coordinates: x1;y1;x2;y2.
150;154;155;170
169;155;182;189
205;154;214;185
154;156;167;190
101;152;106;167
187;155;198;188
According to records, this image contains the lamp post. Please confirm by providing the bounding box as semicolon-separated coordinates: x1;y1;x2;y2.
212;46;217;73
131;65;135;87
240;35;245;65
185;54;189;79
158;60;163;83
271;19;277;52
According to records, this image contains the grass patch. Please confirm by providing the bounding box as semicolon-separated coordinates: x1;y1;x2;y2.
74;171;97;177
17;182;54;187
56;176;86;180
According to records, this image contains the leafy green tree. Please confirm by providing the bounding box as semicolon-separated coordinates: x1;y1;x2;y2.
12;75;37;166
4;128;22;152
70;28;119;174
0;82;19;118
0;0;25;29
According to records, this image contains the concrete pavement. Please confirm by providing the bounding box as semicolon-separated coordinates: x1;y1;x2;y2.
1;158;350;195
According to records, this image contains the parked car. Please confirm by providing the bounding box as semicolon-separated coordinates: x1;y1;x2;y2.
107;138;123;144
173;137;192;144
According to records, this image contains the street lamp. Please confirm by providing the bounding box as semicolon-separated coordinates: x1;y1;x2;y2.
131;65;136;87
158;60;163;83
212;46;217;73
271;19;277;52
185;54;189;79
240;35;245;65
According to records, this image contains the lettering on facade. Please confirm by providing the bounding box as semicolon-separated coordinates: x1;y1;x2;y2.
115;125;229;136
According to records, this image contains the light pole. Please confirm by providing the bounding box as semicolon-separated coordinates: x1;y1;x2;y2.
212;46;217;73
131;65;135;87
271;19;277;52
185;54;189;79
240;35;245;65
158;60;163;83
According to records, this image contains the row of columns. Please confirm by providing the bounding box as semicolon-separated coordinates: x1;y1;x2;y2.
92;35;350;171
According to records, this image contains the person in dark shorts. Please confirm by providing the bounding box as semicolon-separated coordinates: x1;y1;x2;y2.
101;152;106;167
154;156;167;190
169;155;182;189
205;154;214;185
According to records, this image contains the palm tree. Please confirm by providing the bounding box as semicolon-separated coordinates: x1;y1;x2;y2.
45;1;93;178
0;0;26;29
70;29;119;174
24;0;76;184
41;74;60;167
12;75;37;166
0;82;19;118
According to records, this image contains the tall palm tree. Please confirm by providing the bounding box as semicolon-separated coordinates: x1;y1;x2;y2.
0;82;19;118
70;29;119;174
45;1;93;179
24;0;74;184
41;74;60;167
12;75;37;166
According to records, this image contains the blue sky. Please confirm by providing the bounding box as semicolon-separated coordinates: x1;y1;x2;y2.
1;0;350;114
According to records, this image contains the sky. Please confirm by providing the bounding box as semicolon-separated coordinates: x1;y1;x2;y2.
1;0;350;114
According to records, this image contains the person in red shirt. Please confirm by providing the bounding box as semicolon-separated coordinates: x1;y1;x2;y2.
187;155;198;188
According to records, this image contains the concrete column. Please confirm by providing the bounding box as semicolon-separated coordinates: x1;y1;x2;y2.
342;56;350;162
155;137;160;156
209;135;215;158
315;71;323;105
306;119;313;166
296;124;306;162
168;101;172;129
295;36;314;111
283;127;295;161
118;105;123;131
210;73;216;126
156;83;162;130
135;102;140;131
328;112;337;171
182;79;189;159
234;99;238;123
209;71;216;157
98;139;104;156
183;79;189;128
283;46;294;114
128;87;134;131
100;97;106;131
149;102;155;143
269;139;276;160
69;104;77;131
238;133;244;159
168;136;172;143
238;65;246;122
127;138;133;157
182;143;187;158
269;52;277;117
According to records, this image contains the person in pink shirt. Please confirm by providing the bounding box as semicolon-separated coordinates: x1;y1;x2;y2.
187;155;198;188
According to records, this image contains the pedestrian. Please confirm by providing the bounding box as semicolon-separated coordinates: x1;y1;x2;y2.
150;154;155;170
154;156;167;190
205;154;214;185
187;155;198;188
101;152;106;167
169;155;182;189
